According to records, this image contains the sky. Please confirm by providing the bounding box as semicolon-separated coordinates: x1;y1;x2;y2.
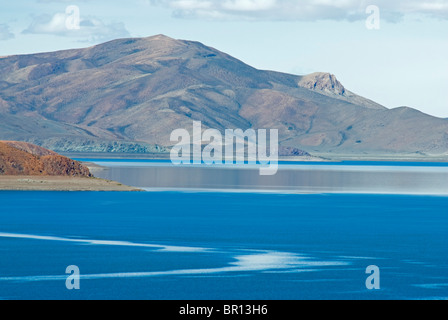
0;0;447;118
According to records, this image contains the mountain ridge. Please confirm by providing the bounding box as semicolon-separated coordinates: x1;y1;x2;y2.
1;34;447;157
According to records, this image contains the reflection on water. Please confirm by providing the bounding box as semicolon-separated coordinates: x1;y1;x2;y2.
88;161;448;195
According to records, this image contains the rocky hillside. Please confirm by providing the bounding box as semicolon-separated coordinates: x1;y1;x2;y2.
0;35;447;157
0;141;91;176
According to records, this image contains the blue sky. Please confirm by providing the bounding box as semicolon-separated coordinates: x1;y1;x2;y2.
1;0;447;118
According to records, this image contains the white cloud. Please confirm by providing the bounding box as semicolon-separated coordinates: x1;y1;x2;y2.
149;0;448;21
222;0;277;12
0;24;15;41
22;11;130;42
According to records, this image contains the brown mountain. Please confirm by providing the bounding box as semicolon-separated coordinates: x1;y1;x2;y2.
0;141;91;176
0;34;447;157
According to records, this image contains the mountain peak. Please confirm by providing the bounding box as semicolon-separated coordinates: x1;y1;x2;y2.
141;34;185;46
298;72;346;96
146;34;176;41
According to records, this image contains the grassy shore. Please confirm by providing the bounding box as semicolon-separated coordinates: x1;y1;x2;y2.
0;176;142;191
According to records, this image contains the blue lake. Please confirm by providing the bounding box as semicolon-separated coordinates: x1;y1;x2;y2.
0;161;447;300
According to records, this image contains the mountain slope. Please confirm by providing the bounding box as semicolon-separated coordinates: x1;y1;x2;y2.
0;34;447;156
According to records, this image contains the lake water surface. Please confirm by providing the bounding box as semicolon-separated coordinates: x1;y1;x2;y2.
89;160;448;195
0;161;447;300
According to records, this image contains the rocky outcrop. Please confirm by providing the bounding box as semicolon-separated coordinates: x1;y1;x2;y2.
278;147;311;157
298;72;346;96
0;141;91;177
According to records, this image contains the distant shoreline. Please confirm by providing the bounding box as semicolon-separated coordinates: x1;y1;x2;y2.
61;152;448;163
0;176;143;192
63;152;328;162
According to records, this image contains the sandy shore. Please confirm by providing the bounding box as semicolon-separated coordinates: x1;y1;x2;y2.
0;176;143;191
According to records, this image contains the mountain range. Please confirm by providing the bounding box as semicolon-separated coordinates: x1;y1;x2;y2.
0;34;447;158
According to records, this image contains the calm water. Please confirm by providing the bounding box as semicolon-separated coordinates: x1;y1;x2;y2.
89;160;448;195
0;161;447;300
